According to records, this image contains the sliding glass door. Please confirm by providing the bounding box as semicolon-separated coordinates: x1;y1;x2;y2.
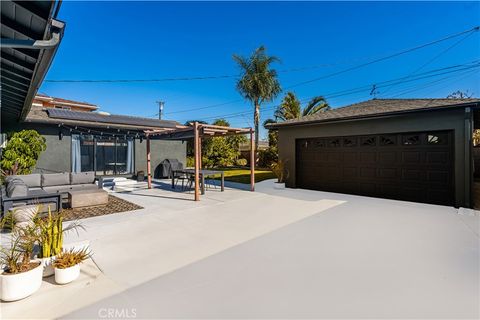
72;135;134;175
96;139;116;175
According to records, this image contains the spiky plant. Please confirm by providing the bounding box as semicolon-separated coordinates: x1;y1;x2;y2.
53;248;91;269
0;225;40;274
271;159;289;183
36;208;85;258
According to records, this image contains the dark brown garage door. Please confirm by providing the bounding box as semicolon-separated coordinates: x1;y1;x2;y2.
296;131;454;206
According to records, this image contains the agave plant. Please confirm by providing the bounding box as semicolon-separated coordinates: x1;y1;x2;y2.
271;159;289;183
53;248;91;269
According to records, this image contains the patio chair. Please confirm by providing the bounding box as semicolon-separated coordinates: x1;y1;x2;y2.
174;172;191;191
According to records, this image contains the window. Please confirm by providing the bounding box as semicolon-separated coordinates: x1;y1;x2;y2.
328;138;340;147
343;138;357;147
72;135;134;175
427;133;447;145
55;105;71;110
380;135;396;146
402;134;420;145
80;136;94;172
361;136;376;146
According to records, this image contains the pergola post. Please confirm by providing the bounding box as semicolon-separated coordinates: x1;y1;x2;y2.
146;134;152;189
198;133;202;170
250;128;255;192
194;122;200;201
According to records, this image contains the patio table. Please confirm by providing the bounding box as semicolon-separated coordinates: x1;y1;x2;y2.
172;169;224;195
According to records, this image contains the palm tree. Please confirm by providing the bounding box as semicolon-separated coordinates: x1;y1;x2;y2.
233;46;281;155
274;92;330;121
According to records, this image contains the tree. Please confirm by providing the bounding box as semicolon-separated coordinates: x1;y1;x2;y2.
447;90;473;99
263;118;278;148
233;46;281;157
202;119;247;167
1;130;46;176
274;92;330;121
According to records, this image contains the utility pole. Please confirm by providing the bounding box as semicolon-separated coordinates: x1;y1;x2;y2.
156;101;165;120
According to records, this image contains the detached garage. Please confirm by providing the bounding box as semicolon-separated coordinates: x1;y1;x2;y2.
268;99;480;208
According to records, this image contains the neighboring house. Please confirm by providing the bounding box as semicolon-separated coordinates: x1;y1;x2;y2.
239;140;268;161
33;94;99;112
0;1;186;178
267;98;480;208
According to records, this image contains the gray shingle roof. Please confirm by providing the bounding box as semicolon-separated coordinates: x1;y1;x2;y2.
267;98;480;128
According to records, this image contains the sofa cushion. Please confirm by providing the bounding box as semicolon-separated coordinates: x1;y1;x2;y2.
41;173;70;187
10;174;42;188
6;180;28;198
42;184;98;194
41;185;69;194
70;172;95;185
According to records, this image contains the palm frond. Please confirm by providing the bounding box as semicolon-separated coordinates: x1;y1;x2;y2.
302;96;330;116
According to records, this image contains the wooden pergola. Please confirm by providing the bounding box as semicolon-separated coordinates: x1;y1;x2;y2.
144;122;255;201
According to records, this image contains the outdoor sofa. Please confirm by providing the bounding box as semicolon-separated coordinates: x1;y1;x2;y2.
1;172;100;216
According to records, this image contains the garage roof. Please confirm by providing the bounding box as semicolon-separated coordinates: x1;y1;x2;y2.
267;98;480;128
1;0;64;126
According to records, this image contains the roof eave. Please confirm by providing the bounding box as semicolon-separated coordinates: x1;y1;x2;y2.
19;19;65;121
267;101;480;129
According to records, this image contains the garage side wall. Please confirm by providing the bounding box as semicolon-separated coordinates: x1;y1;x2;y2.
277;109;470;207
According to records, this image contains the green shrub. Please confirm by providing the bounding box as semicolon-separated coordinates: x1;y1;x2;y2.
1;130;46;176
258;147;278;168
236;158;247;166
186;156;195;168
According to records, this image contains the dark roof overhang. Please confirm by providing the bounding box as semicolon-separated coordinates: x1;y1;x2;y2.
1;0;65;127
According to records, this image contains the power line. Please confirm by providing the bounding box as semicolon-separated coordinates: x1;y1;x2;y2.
163;26;479;115
189;61;480;122
380;31;476;96
283;26;479;90
390;68;479;98
44;26;478;85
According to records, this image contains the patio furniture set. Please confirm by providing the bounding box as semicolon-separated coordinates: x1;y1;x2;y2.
172;169;225;194
1;172;108;216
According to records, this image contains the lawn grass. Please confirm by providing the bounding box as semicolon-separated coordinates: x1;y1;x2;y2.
212;167;277;184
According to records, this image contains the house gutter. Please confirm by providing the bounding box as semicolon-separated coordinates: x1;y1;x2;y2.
0;31;61;49
19;19;65;121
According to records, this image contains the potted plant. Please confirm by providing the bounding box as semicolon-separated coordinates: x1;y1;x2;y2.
53;248;91;285
36;209;84;277
0;226;43;301
271;159;289;189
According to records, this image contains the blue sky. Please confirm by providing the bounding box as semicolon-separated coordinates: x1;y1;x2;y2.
41;1;480;139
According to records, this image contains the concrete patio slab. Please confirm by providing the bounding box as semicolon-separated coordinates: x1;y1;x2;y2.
2;180;479;319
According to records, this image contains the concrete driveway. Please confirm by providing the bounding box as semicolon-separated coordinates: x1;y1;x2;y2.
4;180;479;319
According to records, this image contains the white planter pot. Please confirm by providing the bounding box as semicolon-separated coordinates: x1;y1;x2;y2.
55;264;80;285
0;262;43;302
274;182;286;189
39;256;56;277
